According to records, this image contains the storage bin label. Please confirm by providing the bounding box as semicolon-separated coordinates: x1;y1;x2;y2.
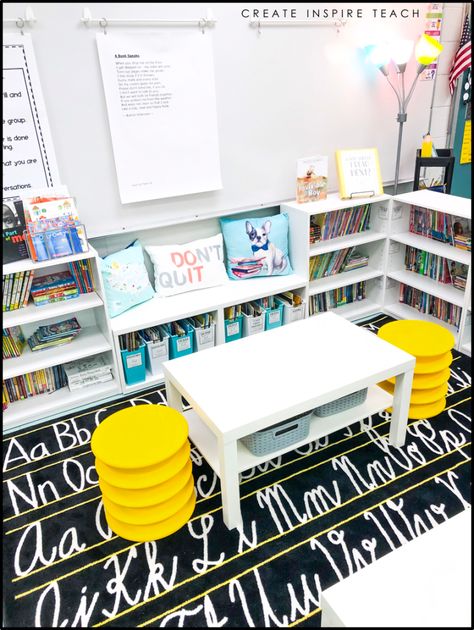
176;336;191;352
226;322;239;336
250;317;264;330
268;310;281;324
197;328;213;344
151;342;167;358
126;353;143;368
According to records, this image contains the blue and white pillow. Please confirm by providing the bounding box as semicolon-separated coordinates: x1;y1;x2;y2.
220;213;293;280
100;241;155;318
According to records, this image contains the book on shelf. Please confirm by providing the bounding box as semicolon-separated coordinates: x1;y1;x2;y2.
451;216;471;251
398;283;461;328
63;354;113;390
310;204;371;242
296;155;328;203
3;325;26;359
3;364;68;404
335;148;384;199
68;259;95;293
3;199;29;264
27;317;81;352
2;270;35;312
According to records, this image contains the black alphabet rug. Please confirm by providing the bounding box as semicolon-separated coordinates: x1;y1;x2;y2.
2;314;471;627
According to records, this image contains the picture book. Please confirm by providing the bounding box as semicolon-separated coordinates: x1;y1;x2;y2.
335;148;384;199
22;195;79;223
3;199;29;264
296;155;328;203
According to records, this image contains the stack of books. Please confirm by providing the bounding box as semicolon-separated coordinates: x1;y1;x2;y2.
30;271;79;307
453;231;471;251
3;270;35;311
3;326;26;359
27;317;81;352
229;256;265;278
63;355;114;391
343;249;369;272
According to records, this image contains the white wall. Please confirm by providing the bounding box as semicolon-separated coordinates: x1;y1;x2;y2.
3;2;449;247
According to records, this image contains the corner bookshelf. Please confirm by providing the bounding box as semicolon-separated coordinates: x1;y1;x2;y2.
283;193;391;322
384;189;471;349
2;245;121;431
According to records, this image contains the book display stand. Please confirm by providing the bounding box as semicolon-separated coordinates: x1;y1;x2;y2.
413;148;455;193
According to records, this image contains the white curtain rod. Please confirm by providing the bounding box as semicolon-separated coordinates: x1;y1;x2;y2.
81;7;216;29
3;6;36;27
249;19;345;28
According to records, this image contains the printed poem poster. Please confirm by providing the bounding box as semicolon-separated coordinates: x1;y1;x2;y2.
3;34;59;202
96;32;222;204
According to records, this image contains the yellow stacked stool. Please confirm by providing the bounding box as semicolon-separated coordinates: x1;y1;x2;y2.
377;320;454;420
91;405;195;542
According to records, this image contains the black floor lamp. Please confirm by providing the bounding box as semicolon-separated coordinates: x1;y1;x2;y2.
367;35;444;194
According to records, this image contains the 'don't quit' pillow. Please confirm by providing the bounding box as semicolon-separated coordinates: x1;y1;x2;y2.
219;213;293;280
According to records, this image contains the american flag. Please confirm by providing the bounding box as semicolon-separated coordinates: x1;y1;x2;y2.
448;14;472;95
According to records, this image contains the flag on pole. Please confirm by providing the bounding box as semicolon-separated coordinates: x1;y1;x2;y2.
448;14;472;95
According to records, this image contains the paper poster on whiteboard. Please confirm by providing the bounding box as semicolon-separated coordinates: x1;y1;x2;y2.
96;32;222;204
2;34;60;201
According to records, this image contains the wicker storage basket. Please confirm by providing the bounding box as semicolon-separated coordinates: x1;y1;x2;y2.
314;388;368;417
241;410;312;456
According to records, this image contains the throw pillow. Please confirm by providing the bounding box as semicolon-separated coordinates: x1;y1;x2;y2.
100;240;155;318
145;233;228;297
220;213;293;279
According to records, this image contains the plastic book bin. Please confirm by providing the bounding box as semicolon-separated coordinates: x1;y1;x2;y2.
139;332;170;376
121;343;146;385
241;410;312;456
192;322;216;352
242;311;265;337
264;302;284;331
169;322;194;360
224;315;243;343
276;298;306;325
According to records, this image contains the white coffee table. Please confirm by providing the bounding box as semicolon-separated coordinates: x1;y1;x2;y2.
163;312;415;530
320;508;471;627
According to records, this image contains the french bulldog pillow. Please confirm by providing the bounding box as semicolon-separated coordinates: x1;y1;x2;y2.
220;213;293;280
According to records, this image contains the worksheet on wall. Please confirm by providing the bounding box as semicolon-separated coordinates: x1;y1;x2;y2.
96;31;222;204
2;34;60;202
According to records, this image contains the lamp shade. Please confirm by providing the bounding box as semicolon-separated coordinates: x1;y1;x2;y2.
415;34;443;65
366;43;391;67
392;40;414;65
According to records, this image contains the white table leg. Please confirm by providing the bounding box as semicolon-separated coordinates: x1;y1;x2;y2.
165;378;184;413
389;367;414;447
218;438;242;530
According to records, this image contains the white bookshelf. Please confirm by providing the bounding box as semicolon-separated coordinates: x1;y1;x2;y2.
283;193;390;322
3;246;120;430
385;190;471;350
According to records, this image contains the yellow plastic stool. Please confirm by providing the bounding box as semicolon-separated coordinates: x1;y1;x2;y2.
386;367;451;390
91;405;196;542
378;320;453;419
377;320;455;357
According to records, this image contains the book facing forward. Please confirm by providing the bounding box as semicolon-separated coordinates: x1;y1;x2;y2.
296;156;328;203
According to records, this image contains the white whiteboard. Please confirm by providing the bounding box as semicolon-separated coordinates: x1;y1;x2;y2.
3;3;435;237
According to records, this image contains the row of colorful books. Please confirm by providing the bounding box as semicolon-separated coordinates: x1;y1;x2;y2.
398;283;461;328
404;246;467;288
308;281;366;315
2;270;35;312
309;247;368;280
309;204;371;243
409;206;471;251
3;326;26;359
63;354;113;391
3;364;68;404
68;260;95;293
27;317;81;352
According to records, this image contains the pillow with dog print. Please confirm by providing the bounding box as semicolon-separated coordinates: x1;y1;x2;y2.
145;233;229;297
220;213;293;280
